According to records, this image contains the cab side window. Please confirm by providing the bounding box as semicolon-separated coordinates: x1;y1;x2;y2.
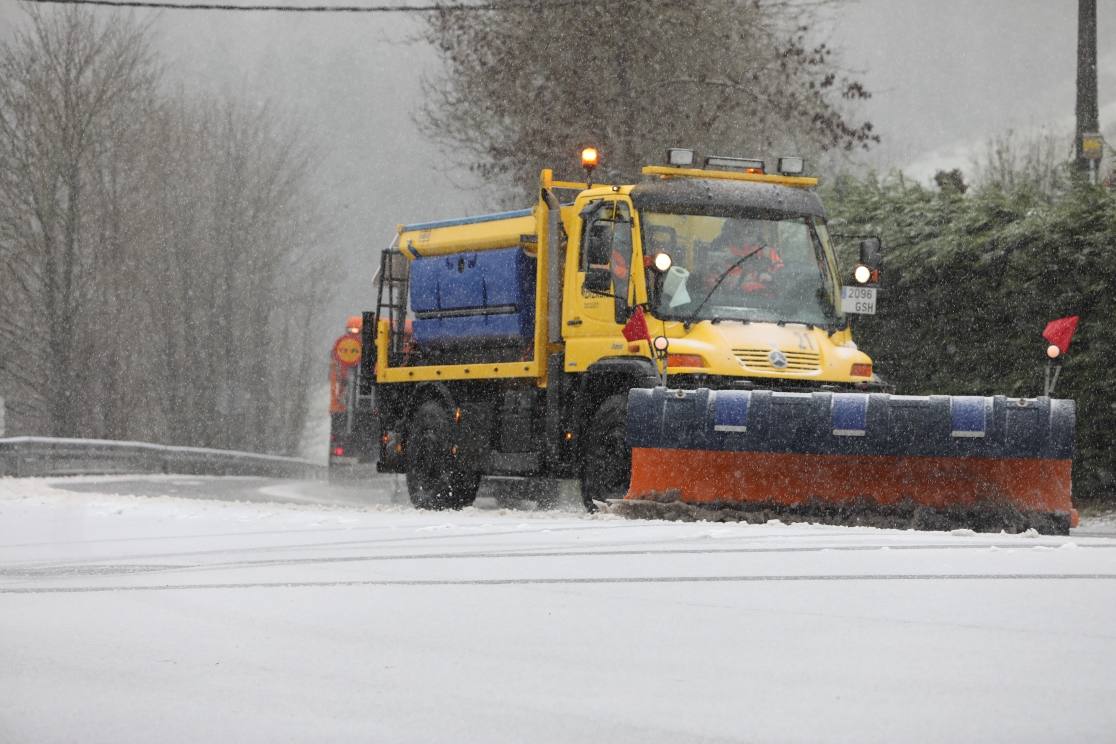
580;200;633;312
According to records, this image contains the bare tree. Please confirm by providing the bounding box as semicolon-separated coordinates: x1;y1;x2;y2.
0;7;156;437
419;0;877;201
972;129;1075;199
136;96;334;453
0;6;334;453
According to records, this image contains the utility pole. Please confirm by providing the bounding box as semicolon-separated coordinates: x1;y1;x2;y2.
1075;0;1103;183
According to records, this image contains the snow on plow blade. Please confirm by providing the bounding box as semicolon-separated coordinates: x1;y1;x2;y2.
619;388;1077;534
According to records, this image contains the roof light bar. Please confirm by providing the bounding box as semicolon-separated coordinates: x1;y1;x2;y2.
704;156;765;174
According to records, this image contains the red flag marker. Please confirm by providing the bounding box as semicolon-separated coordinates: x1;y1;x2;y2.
1043;316;1079;355
622;305;651;343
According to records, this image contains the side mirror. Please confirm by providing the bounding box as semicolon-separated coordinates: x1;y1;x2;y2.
585;266;612;293
858;237;883;269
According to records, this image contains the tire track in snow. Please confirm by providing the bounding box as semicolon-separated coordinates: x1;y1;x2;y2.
5;540;1112;579
0;520;658;567
4;573;1116;594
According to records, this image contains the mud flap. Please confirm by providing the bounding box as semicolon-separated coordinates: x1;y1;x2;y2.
622;388;1077;534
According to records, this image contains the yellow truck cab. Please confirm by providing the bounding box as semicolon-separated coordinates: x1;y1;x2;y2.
353;151;882;510
561;172;872;385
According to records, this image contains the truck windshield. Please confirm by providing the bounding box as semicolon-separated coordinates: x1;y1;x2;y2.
642;211;843;327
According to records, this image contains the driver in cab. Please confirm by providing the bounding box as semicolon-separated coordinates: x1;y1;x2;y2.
703;218;784;295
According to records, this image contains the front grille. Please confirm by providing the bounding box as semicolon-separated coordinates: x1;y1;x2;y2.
734;348;820;374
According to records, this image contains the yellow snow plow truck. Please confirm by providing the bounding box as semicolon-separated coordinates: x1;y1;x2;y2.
350;149;1077;534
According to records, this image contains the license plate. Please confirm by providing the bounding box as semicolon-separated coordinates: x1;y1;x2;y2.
841;286;877;315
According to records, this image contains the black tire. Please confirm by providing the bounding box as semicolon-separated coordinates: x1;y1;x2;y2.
405;401;479;509
453;471;481;507
581;394;631;509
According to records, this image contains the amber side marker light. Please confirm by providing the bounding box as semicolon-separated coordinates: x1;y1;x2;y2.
850;363;872;377
668;354;705;368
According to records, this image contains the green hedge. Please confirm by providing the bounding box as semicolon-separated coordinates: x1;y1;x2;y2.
824;174;1116;503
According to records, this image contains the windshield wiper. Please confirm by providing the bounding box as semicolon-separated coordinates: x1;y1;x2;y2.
684;245;764;328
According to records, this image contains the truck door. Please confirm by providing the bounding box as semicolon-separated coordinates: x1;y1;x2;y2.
563;198;642;366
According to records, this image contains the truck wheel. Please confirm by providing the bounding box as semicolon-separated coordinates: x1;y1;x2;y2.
581;394;631;509
452;472;481;508
406;401;479;509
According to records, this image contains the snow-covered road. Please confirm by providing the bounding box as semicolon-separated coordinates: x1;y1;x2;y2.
2;475;1115;743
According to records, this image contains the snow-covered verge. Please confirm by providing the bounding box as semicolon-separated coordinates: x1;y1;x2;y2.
1077;506;1116;534
1;476;1115;744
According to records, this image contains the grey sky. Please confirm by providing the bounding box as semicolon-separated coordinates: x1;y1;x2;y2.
2;0;1113;314
837;0;1116;177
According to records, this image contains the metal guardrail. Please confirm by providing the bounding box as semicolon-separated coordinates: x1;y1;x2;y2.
0;437;325;480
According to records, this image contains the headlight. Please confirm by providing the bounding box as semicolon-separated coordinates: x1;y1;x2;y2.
652;252;672;273
854;264;872;284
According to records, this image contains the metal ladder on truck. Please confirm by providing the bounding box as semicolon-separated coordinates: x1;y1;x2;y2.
350;242;407;498
355;239;408;407
374;239;409;368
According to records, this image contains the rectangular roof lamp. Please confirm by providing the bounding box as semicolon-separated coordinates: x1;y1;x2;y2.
777;156;805;175
666;148;695;167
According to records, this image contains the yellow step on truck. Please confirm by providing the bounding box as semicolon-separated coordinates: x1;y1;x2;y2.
353;149;886;511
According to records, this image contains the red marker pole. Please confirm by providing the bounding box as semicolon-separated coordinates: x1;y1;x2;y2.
1042;316;1079;396
1043;344;1062;397
623;305;668;386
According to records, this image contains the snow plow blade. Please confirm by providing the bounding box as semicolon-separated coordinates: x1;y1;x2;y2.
618;388;1077;534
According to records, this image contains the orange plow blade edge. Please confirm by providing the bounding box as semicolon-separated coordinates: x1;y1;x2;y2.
620;388;1077;534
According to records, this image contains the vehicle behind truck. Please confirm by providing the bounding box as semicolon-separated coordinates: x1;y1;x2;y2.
327;316;379;480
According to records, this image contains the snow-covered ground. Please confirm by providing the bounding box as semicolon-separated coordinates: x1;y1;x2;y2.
2;475;1115;744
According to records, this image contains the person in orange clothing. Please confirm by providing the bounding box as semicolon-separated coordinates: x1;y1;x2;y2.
704;219;784;295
